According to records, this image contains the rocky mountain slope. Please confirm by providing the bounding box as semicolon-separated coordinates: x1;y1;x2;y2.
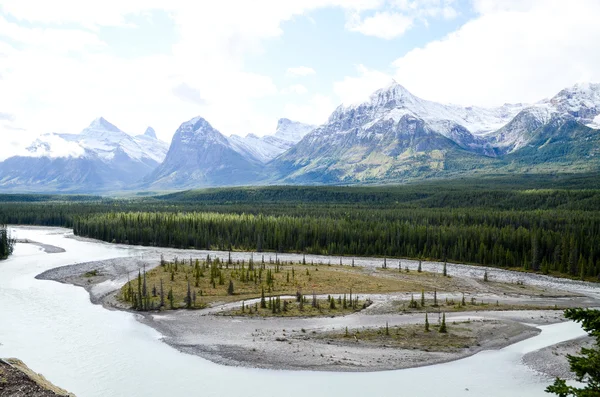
143;116;262;189
269;81;600;184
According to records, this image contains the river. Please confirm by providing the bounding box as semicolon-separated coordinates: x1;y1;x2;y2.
0;226;588;397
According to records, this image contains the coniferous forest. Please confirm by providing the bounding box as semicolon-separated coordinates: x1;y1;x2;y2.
0;174;599;279
0;225;15;260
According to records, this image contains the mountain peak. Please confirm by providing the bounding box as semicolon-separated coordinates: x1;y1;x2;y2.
276;118;293;130
87;117;121;132
143;127;157;139
371;79;414;101
179;116;214;135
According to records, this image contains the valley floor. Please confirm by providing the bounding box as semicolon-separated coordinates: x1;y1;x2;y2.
36;235;600;373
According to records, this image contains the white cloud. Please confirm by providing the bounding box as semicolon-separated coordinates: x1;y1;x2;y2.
286;66;316;77
391;0;600;106
333;64;393;105
0;0;388;158
283;84;309;94
346;11;413;39
0;0;598;163
283;94;335;125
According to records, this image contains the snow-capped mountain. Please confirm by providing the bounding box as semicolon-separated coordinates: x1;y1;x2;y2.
2;82;599;192
0;118;168;192
143;116;262;189
228;118;314;163
270;81;600;184
486;82;600;154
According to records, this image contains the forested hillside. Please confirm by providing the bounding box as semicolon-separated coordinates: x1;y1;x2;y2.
1;175;599;280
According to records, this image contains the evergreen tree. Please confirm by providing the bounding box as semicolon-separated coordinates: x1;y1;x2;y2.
186;280;192;309
142;264;147;298
425;312;430;332
160;278;165;307
483;270;489;282
227;279;235;295
439;313;447;333
418;260;422;273
168;288;174;309
443;261;447;277
546;309;600;396
421;289;425;307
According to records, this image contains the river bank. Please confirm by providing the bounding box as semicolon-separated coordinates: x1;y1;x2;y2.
3;226;597;397
0;358;74;397
35;232;600;373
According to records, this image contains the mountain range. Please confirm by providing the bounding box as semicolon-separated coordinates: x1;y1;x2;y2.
1;81;599;192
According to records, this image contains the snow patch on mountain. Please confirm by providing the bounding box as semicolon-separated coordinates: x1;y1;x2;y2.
20;118;168;164
228;118;314;163
334;80;526;140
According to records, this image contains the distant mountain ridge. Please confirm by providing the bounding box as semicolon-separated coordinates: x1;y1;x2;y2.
0;118;168;192
1;81;599;192
268;81;600;184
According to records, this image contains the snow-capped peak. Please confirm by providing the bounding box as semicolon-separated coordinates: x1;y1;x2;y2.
86;117;122;133
178;116;217;136
142;127;157;139
274;118;314;142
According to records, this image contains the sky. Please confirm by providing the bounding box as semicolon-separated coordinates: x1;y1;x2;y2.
1;0;599;160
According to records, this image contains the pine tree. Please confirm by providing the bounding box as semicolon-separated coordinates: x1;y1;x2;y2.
385;321;390;336
425;312;430;332
443;261;447;277
418;260;422;273
421;289;425;307
160;279;164;308
439;312;447;333
483;270;489;282
142;264;147;298
227;279;235;295
433;289;438;307
168;288;174;309
186;280;192;309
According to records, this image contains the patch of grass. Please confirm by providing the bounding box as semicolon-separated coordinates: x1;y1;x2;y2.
395;297;566;313
83;269;99;277
222;297;371;317
318;323;475;352
118;257;446;310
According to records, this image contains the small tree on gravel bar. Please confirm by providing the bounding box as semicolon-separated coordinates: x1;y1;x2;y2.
439;313;447;333
227;280;235;295
425;313;430;332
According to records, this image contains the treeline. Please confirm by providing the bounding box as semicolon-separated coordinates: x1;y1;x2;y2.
0;225;15;260
1;176;599;280
70;208;600;280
